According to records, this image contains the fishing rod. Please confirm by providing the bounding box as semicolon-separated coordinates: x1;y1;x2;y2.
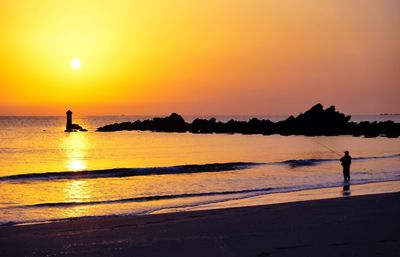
311;139;342;157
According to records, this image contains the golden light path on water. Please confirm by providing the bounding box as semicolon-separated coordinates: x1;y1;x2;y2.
62;180;92;217
61;132;91;216
63;132;87;172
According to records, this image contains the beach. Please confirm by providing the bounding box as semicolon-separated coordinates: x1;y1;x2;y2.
1;190;399;257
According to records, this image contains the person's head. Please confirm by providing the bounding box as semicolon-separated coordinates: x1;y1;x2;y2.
344;150;349;156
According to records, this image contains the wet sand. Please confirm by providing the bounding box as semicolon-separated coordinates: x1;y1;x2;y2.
1;192;399;257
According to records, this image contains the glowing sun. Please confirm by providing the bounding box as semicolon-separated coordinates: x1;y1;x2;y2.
70;58;81;69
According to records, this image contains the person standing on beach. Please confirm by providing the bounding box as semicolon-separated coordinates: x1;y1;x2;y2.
340;151;352;181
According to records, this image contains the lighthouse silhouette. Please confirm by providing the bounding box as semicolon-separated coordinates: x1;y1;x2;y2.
65;110;86;132
66;110;73;131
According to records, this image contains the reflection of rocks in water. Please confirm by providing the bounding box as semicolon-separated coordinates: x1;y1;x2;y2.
96;104;400;138
65;110;87;132
342;183;351;196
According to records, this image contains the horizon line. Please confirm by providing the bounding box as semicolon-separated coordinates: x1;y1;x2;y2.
0;113;398;117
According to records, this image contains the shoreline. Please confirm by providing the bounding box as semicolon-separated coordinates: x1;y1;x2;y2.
1;191;399;256
1;180;400;227
158;180;400;214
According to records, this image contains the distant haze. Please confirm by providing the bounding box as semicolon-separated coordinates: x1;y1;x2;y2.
0;1;399;115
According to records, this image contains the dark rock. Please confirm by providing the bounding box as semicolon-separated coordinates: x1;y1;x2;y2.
96;104;400;138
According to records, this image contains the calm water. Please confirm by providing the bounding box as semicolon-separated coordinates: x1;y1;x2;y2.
0;115;399;225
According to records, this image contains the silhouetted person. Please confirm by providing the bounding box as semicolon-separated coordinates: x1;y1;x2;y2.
340;150;352;181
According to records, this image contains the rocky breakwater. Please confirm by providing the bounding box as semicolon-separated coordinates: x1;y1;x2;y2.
96;104;400;138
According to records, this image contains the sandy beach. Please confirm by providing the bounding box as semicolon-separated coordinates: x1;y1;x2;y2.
1;191;399;257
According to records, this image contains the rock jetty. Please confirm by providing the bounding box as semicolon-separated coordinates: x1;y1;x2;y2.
96;104;400;138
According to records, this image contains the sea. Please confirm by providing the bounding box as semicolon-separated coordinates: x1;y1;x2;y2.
0;115;399;225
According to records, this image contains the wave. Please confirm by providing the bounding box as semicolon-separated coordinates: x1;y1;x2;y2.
1;154;398;182
0;162;261;182
282;158;332;167
13;187;274;209
282;153;400;167
353;154;400;161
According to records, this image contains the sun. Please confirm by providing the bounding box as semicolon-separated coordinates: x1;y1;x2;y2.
70;58;81;69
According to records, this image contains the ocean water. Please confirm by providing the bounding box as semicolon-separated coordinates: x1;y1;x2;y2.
0;115;399;225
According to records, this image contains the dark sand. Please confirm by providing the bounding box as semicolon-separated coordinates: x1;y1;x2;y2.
1;192;399;257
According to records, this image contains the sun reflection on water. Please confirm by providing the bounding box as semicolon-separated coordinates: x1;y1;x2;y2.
60;180;93;218
63;132;88;171
68;160;87;171
65;180;89;200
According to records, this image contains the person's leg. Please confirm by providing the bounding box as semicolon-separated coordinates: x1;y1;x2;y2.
344;167;350;181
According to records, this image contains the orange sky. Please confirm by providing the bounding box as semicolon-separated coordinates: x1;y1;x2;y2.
0;0;399;115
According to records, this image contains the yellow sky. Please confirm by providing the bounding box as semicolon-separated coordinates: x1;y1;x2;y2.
0;0;399;115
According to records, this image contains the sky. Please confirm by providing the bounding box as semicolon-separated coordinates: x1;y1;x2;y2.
0;0;399;115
